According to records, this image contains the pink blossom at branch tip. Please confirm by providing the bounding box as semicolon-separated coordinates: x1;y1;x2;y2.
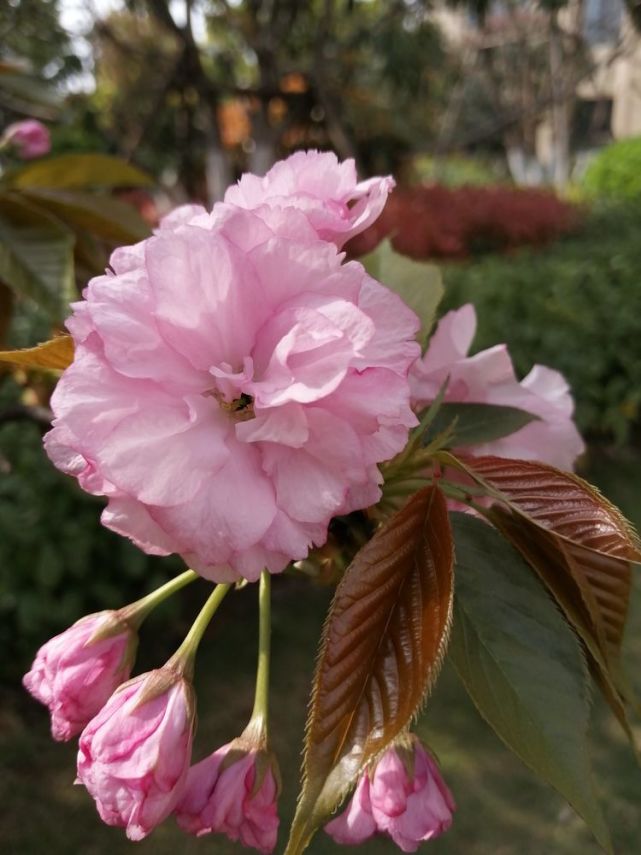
224;149;395;248
77;670;195;841
325;739;455;852
45;184;420;583
22;611;136;741
175;743;280;853
3;119;51;158
409;304;585;470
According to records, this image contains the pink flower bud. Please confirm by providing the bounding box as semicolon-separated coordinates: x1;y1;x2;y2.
175;741;280;853
325;738;455;852
22;611;136;741
3;119;51;159
77;670;195;841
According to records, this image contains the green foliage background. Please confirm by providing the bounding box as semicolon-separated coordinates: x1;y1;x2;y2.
442;201;641;443
0;305;182;679
582;137;641;200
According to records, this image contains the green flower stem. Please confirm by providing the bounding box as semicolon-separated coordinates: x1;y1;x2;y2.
439;480;492;517
170;583;231;679
120;569;198;628
383;480;432;499
384;380;450;478
250;571;272;736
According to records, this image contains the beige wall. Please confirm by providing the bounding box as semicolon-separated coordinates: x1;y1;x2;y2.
434;3;641;143
610;40;641;137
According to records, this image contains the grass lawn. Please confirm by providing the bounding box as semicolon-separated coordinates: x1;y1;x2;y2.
1;448;640;855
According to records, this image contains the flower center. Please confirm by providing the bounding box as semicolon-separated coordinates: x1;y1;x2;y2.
213;390;255;422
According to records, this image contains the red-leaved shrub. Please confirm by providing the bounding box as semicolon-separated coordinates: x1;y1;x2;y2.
347;184;579;260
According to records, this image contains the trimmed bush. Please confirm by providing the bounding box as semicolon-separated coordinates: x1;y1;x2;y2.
441;201;641;444
582;137;641;200
348;184;578;259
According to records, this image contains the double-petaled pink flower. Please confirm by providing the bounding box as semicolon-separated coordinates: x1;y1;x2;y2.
2;119;51;159
77;669;195;841
176;741;280;853
325;738;455;852
410;304;584;470
224;150;395;248
22;611;136;741
45;155;419;583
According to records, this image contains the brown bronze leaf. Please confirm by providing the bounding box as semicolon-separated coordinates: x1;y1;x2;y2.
442;452;641;742
285;484;454;855
452;454;640;658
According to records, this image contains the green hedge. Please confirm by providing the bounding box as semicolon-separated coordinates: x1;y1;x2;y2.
582;137;641;200
441;201;641;444
0;377;183;680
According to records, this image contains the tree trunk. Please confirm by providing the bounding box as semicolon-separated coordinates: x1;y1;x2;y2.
548;14;572;187
249;103;278;177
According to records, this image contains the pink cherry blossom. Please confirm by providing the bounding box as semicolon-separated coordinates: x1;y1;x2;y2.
45;194;420;583
77;670;195;841
175;742;279;853
410;304;584;469
3;119;51;158
224;150;395;248
22;611;136;741
325;739;455;852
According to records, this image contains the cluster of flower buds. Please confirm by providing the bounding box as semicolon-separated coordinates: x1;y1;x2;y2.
23;569;452;853
23;573;281;849
326;736;455;852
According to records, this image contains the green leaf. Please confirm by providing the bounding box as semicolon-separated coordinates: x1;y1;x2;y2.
8;154;152;191
362;239;443;347
449;512;612;853
427;401;539;448
0;71;61;114
285;485;454;855
22;189;151;244
0;194;74;320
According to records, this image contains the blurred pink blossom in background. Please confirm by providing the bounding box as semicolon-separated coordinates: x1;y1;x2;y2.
2;119;51;159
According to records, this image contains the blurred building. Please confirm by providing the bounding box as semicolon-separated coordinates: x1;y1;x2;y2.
578;0;641;139
434;0;641;180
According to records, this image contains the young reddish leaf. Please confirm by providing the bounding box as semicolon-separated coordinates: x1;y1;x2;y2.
490;508;639;750
448;454;640;656
440;452;641;738
456;455;641;563
0;335;74;370
285;485;454;855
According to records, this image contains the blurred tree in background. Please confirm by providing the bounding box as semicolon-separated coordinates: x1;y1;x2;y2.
86;0;446;200
0;0;79;87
